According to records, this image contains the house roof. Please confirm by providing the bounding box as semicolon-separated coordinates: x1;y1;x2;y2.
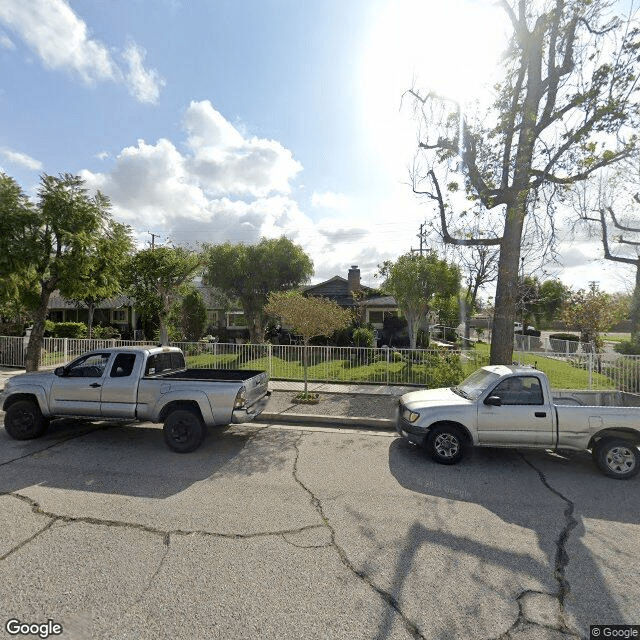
48;292;134;310
358;295;397;308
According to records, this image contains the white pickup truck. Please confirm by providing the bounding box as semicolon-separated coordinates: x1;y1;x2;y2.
396;365;640;479
0;346;270;453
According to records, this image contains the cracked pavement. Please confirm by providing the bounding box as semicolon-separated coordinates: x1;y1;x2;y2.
0;417;639;639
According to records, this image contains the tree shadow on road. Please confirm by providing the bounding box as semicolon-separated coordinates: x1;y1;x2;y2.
0;419;298;499
377;439;639;639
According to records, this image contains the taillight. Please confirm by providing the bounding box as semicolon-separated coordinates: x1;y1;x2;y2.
234;387;247;409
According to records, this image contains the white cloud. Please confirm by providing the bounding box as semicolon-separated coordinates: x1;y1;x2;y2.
122;43;165;105
0;33;15;49
311;191;351;211
81;101;313;249
0;0;164;103
0;147;42;171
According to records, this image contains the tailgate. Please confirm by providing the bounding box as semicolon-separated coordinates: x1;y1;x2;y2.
244;371;269;406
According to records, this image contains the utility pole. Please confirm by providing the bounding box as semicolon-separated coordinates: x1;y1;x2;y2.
148;232;160;250
411;222;426;256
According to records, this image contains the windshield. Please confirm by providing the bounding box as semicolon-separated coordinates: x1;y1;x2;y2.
453;368;500;401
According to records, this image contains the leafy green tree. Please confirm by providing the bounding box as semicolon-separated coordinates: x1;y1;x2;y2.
202;237;313;343
65;220;134;338
535;279;572;328
177;288;208;341
265;292;351;396
127;246;201;345
0;173;122;371
562;282;626;352
410;0;639;364
378;252;460;349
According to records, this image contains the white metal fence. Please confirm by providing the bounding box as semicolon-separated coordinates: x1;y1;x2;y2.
1;335;639;391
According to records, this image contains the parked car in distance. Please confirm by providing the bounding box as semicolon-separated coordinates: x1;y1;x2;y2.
0;346;270;453
397;365;640;479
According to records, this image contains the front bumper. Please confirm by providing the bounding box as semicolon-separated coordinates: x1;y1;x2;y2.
231;391;272;424
396;402;428;446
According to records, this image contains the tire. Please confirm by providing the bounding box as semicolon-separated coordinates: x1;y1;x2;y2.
4;400;49;440
426;424;466;465
163;409;205;453
593;437;640;479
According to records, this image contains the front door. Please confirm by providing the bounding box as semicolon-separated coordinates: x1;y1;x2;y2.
477;375;554;446
49;352;111;416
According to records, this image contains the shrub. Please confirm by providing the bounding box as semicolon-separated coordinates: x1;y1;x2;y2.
353;326;375;348
92;325;121;339
614;340;640;355
51;322;87;338
0;322;26;336
549;332;580;353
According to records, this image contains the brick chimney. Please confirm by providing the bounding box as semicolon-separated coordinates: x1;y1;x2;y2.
347;265;361;296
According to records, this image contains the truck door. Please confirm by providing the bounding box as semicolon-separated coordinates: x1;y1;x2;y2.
50;352;111;416
100;353;139;419
477;375;554;446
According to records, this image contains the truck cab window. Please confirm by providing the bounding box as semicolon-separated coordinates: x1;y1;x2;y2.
110;353;136;377
491;376;543;405
66;353;111;378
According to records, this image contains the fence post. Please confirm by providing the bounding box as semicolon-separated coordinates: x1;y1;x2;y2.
588;352;593;389
63;338;68;363
386;346;390;386
268;343;272;379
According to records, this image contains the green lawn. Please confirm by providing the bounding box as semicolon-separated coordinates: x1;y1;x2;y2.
472;343;616;389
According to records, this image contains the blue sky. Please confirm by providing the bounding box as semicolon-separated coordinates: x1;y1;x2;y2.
0;0;636;294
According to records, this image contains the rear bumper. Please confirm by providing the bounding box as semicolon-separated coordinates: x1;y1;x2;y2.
231;391;272;424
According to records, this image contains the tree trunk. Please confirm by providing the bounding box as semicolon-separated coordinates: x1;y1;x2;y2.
87;303;95;339
158;314;169;345
631;263;640;344
490;205;525;365
25;285;55;372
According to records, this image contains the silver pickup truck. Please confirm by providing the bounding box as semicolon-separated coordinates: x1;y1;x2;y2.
0;346;270;453
397;365;640;479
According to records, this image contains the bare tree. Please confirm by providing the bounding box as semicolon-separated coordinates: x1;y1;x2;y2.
409;0;639;364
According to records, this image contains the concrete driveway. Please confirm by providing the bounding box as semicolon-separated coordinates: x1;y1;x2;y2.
0;418;638;640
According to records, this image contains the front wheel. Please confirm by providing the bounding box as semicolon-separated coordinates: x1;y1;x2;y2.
163;409;205;453
425;424;466;465
4;400;49;440
593;438;639;479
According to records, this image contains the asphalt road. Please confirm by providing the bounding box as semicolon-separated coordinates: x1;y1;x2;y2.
0;418;639;640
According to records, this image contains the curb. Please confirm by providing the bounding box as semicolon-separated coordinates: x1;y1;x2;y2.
256;412;395;430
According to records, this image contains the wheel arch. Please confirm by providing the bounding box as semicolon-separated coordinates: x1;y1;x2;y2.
589;428;640;451
158;400;203;424
426;420;473;446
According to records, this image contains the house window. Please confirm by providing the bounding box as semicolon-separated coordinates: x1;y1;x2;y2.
227;312;247;327
368;311;384;324
112;309;128;324
206;310;218;325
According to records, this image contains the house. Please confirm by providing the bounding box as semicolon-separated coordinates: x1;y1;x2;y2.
47;292;139;336
303;266;401;332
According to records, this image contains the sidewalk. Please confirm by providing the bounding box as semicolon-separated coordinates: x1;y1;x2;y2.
0;367;411;431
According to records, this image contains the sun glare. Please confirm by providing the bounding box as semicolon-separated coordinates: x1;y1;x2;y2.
359;0;510;178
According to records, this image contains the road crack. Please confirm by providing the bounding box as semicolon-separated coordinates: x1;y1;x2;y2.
491;453;582;639
291;432;426;640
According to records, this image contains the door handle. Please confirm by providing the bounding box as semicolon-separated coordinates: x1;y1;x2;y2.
534;411;547;418
90;383;102;388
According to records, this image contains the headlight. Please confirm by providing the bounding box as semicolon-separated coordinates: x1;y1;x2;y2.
234;386;247;409
402;407;420;423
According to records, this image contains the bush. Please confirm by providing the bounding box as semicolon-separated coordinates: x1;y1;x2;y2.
353;326;375;348
51;322;87;338
614;340;640;355
92;325;121;339
549;332;580;353
0;322;26;336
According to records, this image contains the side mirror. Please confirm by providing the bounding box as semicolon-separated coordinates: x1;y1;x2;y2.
54;366;65;377
485;395;502;407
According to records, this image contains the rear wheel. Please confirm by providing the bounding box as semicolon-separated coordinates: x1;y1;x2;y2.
163;409;205;453
593;438;639;479
426;424;466;465
4;400;49;440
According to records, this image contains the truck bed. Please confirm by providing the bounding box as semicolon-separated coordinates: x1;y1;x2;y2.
152;369;265;381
